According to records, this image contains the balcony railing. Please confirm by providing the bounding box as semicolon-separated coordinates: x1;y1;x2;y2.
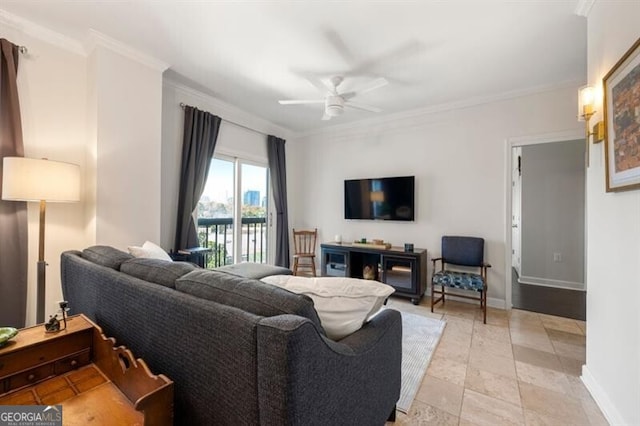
197;217;267;268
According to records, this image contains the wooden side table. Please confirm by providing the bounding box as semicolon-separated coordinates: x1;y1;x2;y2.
170;246;212;268
0;315;173;425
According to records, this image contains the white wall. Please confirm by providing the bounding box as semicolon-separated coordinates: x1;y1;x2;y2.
89;45;164;250
0;24;91;324
289;86;583;306
160;79;292;252
582;2;640;425
2;13;167;324
520;140;585;289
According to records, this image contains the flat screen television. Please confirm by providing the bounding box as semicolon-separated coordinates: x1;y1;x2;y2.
344;176;415;221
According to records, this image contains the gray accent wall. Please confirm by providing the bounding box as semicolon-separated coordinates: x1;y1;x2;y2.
521;139;585;288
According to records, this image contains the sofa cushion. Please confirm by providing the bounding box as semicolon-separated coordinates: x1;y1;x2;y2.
261;275;395;340
214;263;292;280
175;270;324;333
82;245;133;270
120;258;197;288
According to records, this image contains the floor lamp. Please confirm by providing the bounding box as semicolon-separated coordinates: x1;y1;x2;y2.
2;157;80;324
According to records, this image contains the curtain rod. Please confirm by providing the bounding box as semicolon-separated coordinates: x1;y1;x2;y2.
179;102;266;137
18;46;27;54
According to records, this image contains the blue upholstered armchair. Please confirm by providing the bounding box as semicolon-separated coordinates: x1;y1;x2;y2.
431;236;491;323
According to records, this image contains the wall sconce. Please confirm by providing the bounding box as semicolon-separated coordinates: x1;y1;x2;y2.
578;86;605;166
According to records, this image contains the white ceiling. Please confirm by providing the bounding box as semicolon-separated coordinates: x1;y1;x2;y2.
1;1;586;133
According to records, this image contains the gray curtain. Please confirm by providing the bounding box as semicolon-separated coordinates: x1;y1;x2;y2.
0;39;28;327
267;135;290;267
174;106;221;251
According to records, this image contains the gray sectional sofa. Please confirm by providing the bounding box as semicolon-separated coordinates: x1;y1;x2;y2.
61;246;402;426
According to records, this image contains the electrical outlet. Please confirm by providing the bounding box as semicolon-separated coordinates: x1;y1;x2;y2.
553;252;562;262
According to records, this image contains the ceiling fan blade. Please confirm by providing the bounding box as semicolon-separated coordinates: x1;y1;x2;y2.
321;113;332;121
341;78;388;99
290;70;332;93
345;40;426;77
278;100;325;105
322;28;357;67
357;77;389;94
344;101;382;113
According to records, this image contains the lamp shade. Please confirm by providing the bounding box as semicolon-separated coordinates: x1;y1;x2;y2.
578;85;595;120
2;157;80;202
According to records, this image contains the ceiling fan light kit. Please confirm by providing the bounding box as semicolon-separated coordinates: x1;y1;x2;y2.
278;75;388;121
325;95;344;116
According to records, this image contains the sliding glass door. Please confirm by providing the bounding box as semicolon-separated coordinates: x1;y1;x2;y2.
240;163;268;263
198;158;235;266
198;156;268;267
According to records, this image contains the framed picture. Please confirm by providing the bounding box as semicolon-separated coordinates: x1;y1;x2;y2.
603;38;640;192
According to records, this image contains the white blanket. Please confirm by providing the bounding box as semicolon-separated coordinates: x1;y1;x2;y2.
261;275;395;340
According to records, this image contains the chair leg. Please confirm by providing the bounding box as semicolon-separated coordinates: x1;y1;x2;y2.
293;258;299;276
311;257;316;277
483;289;487;324
430;283;434;313
442;286;445;305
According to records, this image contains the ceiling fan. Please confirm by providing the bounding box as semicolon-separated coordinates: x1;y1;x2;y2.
278;75;388;120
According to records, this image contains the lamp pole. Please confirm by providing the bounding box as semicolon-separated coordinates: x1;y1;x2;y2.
36;199;47;324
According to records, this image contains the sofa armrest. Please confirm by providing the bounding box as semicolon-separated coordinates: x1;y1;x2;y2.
334;309;402;354
256;310;401;426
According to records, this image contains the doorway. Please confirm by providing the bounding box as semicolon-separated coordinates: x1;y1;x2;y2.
512;146;522;276
507;134;586;320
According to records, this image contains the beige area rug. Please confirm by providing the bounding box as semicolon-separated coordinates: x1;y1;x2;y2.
397;311;446;413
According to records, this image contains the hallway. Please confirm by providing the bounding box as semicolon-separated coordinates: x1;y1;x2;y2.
511;268;586;321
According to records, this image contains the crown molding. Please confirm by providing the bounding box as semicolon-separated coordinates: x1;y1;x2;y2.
0;9;170;73
164;78;294;139
294;79;585;139
85;30;169;72
0;8;85;55
574;0;596;17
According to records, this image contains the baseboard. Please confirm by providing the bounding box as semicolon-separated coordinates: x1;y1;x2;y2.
518;275;585;291
581;365;626;425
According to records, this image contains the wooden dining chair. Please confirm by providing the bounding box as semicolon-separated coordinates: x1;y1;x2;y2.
292;228;318;276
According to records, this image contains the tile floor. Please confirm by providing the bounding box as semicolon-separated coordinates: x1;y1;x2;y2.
385;297;608;426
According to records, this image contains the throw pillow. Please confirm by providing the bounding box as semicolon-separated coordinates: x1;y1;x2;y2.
260;275;395;340
127;241;172;262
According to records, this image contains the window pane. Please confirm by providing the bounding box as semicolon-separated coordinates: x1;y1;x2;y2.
241;163;267;263
198;158;234;266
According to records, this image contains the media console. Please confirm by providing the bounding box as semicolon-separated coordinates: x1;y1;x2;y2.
320;242;427;305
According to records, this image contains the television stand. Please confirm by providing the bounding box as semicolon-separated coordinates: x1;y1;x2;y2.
320;242;427;304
